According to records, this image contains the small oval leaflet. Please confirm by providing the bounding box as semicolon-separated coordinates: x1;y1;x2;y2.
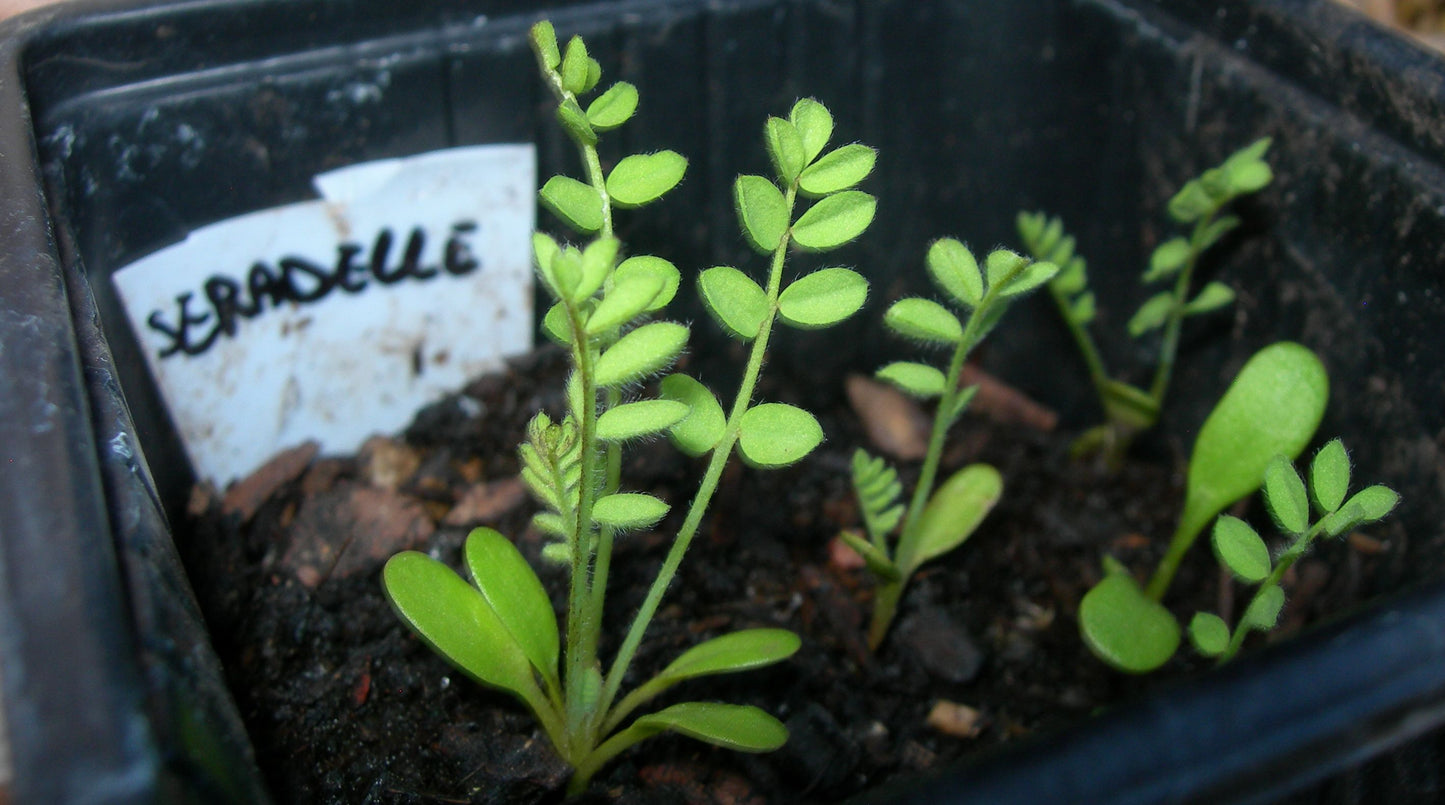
1188;612;1230;657
984;249;1029;289
635;702;788;753
555;98;597;146
586;81;639;130
593;321;688;388
1079;572;1181;673
884;297;963;344
657;629;801;683
1148;237;1191;280
540;175;603;234
1211;515;1271;583
766;117;807;185
595;399;690;442
1310;438;1351;513
586;272;664;335
699;266;770;340
1262;455;1309;536
792;190;876;251
789;98;833;163
607;151;687;208
464;527;560;683
659;373;726;456
593;492;669;530
737;403;823;468
734;175;789;254
1127;292;1174;337
997;259;1058;299
778;267;867;329
876;361;945;399
1323;485;1400;536
560;35;591;95
927;238;983;308
1241;585;1286;633
576;236;617;301
1184;282;1236;316
798;144;877;196
615;255;681;314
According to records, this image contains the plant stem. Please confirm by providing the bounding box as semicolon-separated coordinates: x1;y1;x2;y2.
597;184;798;721
1146;211;1214;407
1221;521;1323;661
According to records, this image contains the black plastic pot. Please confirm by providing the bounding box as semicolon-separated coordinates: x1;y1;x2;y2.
0;0;1442;802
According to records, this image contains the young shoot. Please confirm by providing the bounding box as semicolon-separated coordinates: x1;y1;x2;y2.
1017;138;1274;465
1079;341;1330;672
382;21;877;793
846;240;1057;649
1189;439;1399;662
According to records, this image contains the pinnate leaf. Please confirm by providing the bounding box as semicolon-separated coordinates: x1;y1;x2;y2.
1262;455;1309;536
789;98;833;163
699;266;770;340
884;297;962;344
659;374;726;457
876;361;945;399
791;191;876;251
607;151;687;208
737;403;822;468
540;175;603;234
594;321;688;388
1309;438;1350;513
798;144;876;196
927;238;983;308
593;492;669;530
464;527;559;683
596;399;689;442
778;267;867;329
1211;515;1271;583
735;175;789;254
586;82;639;130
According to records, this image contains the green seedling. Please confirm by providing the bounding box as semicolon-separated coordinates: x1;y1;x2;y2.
1079;341;1328;672
1018;138;1274;465
846;240;1057;649
1189;440;1399;662
384;21;877;793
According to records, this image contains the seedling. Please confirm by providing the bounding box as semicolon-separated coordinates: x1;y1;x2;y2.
383;21;876;793
1079;341;1330;672
1189;440;1399;662
1018;139;1274;465
846;240;1057;649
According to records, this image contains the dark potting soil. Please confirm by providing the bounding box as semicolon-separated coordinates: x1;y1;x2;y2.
183;346;1385;804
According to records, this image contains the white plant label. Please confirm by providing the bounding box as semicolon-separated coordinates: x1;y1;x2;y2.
114;144;536;485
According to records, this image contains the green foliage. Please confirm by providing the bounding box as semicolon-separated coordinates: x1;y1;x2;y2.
851;236;1055;649
1016;138;1275;465
384;27;877;793
1187;439;1398;662
1079;342;1352;673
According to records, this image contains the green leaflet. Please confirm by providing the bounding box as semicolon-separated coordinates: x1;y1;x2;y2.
595;399;690;442
586;82;639;130
1127;292;1174;336
463;527;560;687
658;373;726;457
1309;439;1351;514
1210;515;1271;583
615;256;681;314
593;321;689;388
699;266;770;340
540;175;604;234
1262;455;1310;536
1188;612;1230;657
875;361;945;399
884;297;963;344
1078;570;1181;674
1183;282;1236;316
798;144;876;196
791;190;876;251
777;267;867;329
737;403;823;468
789;98;833;163
1241;585;1286;633
735;175;789;254
926;238;982;309
382;552;541;701
766;116;807;184
593;492;669;530
586;271;665;335
606;151;688;208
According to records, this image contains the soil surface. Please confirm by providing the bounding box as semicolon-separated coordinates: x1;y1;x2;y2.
184;346;1383;804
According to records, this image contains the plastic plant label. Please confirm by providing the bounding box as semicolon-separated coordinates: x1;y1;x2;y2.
114;144;536;484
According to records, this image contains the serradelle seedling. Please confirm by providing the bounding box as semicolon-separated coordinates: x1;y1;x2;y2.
846;240;1058;649
1018;139;1273;466
382;21;878;793
1079;341;1399;672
